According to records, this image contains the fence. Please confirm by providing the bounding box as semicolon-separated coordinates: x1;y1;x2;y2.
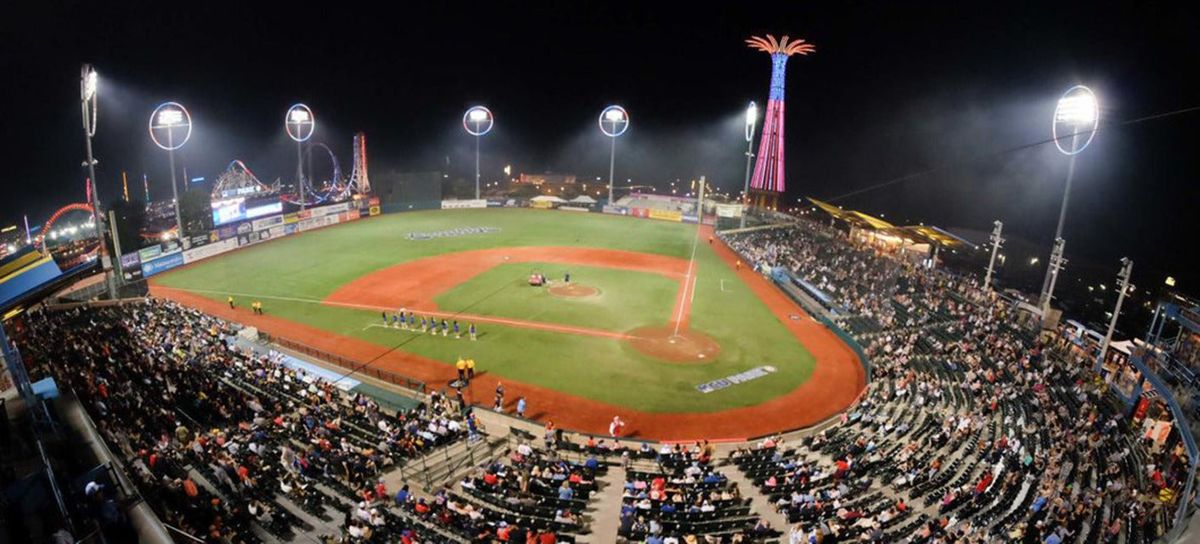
263;333;427;394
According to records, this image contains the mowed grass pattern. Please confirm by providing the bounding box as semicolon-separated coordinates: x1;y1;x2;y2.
154;209;816;412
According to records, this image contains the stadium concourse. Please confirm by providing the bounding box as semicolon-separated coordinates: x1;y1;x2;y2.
10;212;1196;544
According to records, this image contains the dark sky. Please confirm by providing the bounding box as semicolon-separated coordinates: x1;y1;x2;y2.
3;1;1198;298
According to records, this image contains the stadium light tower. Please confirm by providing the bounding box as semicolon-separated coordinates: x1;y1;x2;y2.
984;220;1004;291
599;105;629;204
285;104;316;211
148;101;192;240
463;106;494;200
1039;85;1099;317
79;64;117;298
740;101;758;229
1095;258;1133;373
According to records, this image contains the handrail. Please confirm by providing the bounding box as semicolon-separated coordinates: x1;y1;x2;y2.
163;523;205;543
263;333;426;394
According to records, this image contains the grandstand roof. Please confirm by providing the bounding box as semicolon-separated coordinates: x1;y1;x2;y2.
807;197;971;249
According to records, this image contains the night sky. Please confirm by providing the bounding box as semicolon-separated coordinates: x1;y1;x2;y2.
3;1;1198;300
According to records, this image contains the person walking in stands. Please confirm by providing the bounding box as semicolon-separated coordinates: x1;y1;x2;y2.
609;415;625;438
469;322;477;341
516;396;527;418
466;358;476;380
453;320;460;339
455;357;467;383
228;295;235;309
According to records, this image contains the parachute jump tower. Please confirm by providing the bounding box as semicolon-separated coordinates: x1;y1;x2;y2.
745;34;815;211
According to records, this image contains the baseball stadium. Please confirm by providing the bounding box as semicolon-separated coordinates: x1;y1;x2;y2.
4;6;1200;544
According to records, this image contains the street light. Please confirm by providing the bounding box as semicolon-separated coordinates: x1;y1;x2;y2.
740;101;758;228
1039;85;1099;316
148;101;192;240
463;106;493;201
285;103;316;210
598;105;629;204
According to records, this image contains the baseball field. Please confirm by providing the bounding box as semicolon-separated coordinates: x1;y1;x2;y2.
150;208;865;440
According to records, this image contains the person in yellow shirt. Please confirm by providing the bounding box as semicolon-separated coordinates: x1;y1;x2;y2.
466;358;476;380
455;357;467;383
227;295;235;309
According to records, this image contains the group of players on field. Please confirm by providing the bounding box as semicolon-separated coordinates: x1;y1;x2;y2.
381;309;476;340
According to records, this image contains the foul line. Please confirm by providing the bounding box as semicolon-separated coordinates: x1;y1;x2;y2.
157;286;637;341
670;222;703;335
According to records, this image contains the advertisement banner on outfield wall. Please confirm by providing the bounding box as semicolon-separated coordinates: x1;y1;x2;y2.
682;214;699;224
368;206;381;216
252;214;284;232
284;213;299;224
559;206;590;213
141;252;185;278
648;209;682;222
216;225;238;240
182;238;238;265
486;199;506;208
441;199;488;209
630;207;649;218
285;224;298;235
602;205;629;216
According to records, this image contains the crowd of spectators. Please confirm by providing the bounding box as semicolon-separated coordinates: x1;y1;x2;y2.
19;300;469;543
723;218;1193;543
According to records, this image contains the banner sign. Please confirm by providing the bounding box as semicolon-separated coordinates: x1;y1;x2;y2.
406;226;500;241
715;203;743;218
441;199;488;209
120;252;143;281
603;205;629;215
284;224;298;235
284;213;300;224
216;225;238;240
252;214;285;232
236;222;253;235
682;214;699;224
559;206;590;213
695;366;777;394
486;199;506;208
141;252;185;278
182;238;238;265
368;206;381;216
649;209;682;222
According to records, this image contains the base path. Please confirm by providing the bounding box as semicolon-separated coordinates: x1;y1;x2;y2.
151;229;866;441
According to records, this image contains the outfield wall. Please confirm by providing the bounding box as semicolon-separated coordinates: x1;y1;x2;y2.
133;198;380;279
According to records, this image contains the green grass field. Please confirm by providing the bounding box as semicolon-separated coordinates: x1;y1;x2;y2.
434;262;678;331
153;208;816;412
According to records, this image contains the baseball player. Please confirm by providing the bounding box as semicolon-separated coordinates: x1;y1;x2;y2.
408;313;417;330
391;313;399;328
453;320;461;339
419;316;428;333
441;319;449;337
398;310;407;330
381;311;388;325
469;322;477;341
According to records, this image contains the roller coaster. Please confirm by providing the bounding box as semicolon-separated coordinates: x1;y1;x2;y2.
211;132;371;207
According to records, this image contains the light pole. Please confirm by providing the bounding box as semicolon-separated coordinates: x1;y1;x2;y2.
599;105;629;204
463;106;493;200
740;101;758;229
148;102;192;241
80;64;117;298
285;104;316;210
1039;85;1099;316
983;220;1004;291
1095;258;1133;373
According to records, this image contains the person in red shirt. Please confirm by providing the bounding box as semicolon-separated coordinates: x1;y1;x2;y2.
483;472;499;486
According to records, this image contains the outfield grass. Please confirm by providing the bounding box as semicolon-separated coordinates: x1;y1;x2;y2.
433;262;679;331
154;208;816;412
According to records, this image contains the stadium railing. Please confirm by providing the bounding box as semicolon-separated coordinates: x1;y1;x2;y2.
260;332;427;394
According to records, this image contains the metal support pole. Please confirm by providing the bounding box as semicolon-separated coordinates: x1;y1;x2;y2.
984;220;1003;291
740;137;754;229
607;136;616;205
1041;237;1067;317
168;129;183;239
297;140;306;211
1095;258;1133;373
1041;133;1079;310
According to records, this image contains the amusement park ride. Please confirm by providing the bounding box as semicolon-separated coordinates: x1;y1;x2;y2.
211;132;371;206
745;34;815;211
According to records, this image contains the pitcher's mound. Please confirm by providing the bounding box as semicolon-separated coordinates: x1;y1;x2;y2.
548;283;599;298
628;326;721;363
